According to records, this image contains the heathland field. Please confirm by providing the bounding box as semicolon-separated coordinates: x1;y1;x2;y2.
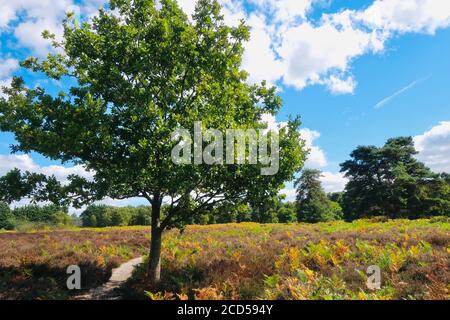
0;219;449;300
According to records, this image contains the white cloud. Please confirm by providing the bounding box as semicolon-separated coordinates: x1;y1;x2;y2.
275;0;450;93
177;0;245;26
0;154;147;212
13;20;61;57
0;0;77;28
261;113;327;168
324;75;357;95
177;0;197;18
10;195;146;214
260;113;287;131
80;0;108;18
0;154;37;174
242;14;284;85
0;154;94;183
220;1;246;27
414;121;450;173
0;58;18;98
9;198;37;209
0;0;80;56
0;78;13;99
66;196;148;214
280;171;348;201
249;0;313;23
0;58;19;78
261;113;326;168
95;197;146;207
274;0;450;93
3;0;450;92
278;18;378;91
320;171;347;193
299;128;327;168
243;0;450;93
280;187;297;202
236;1;384;93
272;0;313;22
269;110;346;200
357;0;450;34
177;1;379;92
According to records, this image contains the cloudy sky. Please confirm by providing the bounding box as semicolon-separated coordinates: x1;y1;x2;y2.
1;0;450;206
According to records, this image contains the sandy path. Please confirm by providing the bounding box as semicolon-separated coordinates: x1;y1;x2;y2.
73;256;144;300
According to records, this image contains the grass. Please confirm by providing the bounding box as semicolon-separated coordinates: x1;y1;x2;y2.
0;218;448;300
0;227;149;299
126;218;450;300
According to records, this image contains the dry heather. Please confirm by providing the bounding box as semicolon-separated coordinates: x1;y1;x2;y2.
0;219;449;300
0;227;149;299
127;219;450;300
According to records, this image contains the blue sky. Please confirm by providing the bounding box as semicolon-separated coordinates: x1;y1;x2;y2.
1;0;450;206
281;26;450;172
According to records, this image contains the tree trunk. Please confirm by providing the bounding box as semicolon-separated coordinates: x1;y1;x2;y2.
148;196;162;284
148;225;162;284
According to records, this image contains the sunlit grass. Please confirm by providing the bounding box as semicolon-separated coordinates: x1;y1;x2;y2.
1;217;448;300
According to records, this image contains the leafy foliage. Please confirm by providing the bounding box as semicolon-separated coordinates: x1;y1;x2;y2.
0;203;73;230
341;137;450;220
11;204;70;223
0;0;306;280
80;205;151;227
0;0;304;220
295;169;343;223
0;201;13;230
276;202;297;223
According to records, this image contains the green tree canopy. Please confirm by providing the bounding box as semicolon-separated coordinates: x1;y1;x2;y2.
80;205;151;227
12;204;69;222
276;202;297;223
295;169;342;223
340;137;450;219
0;201;13;230
0;0;305;282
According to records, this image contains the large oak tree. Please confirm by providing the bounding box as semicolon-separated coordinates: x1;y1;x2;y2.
0;0;306;282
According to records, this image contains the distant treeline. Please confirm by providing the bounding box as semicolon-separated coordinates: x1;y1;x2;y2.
1;137;448;230
80;205;151;227
78;202;299;227
293;138;449;223
0;203;74;230
0;203;153;230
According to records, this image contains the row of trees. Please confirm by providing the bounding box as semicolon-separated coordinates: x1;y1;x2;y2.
181;137;450;225
295;137;450;222
79;200;297;227
80;205;151;227
180;199;297;225
0;203;74;230
5;136;447;231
